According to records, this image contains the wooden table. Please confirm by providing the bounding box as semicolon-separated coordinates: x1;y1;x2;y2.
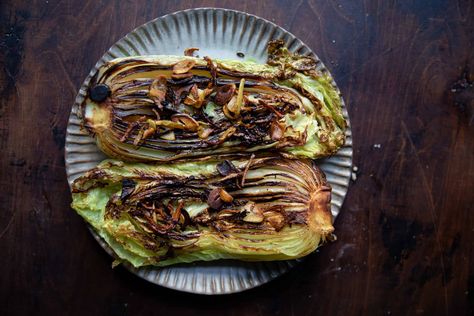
1;1;473;315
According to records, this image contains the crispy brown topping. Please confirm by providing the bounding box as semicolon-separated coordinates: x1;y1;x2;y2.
242;202;264;223
172;200;184;223
218;126;236;143
184;85;212;108
207;188;223;210
241;154;255;187
270;121;285;141
267;39;319;79
204;56;217;86
142;119;156;140
223;96;238;120
266;212;286;231
171;114;199;132
259;100;284;118
184;47;199;57
149;76;168;107
120;122;138;142
219;188;234;203
197;125;213;139
154;120;187;130
173;60;196;74
184;84;199;106
223;78;245;119
214;84;236;105
142;127;155;139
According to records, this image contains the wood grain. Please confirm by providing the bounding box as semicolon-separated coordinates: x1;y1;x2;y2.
1;0;473;315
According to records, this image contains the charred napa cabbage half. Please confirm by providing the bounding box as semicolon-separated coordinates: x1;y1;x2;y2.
71;158;334;267
81;41;346;162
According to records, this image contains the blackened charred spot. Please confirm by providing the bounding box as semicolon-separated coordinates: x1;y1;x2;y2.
89;84;111;102
379;212;423;266
285;211;307;225
120;179;136;201
52;126;65;149
216;160;238;176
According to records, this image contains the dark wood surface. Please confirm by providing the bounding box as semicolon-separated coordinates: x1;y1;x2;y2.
1;1;473;315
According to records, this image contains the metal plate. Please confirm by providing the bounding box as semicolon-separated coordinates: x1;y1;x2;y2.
65;8;353;295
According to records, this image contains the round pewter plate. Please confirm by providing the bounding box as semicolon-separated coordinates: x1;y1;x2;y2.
65;8;353;295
